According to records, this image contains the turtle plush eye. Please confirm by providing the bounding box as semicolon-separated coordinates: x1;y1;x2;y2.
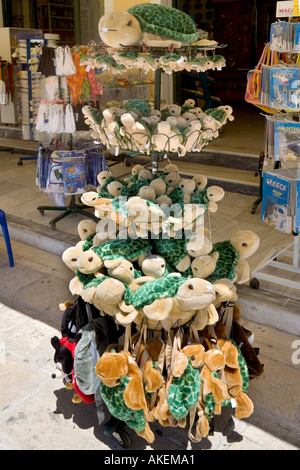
188;284;194;290
242;243;247;247
71;258;77;262
191;355;195;361
88;257;94;262
127;20;132;26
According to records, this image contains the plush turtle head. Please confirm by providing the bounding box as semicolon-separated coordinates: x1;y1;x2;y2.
206;186;225;202
176;278;215;310
213;278;238;305
77;220;97;241
104;258;136;285
95;347;128;387
230;230;260;259
62;242;84;273
97;171;111;188
77;249;104;274
193;174;208;190
186;235;212;257
95;278;125;305
182;344;206;369
141;254;166;278
191;252;219;279
107;181;125;197
131;164;145;176
99;11;142;48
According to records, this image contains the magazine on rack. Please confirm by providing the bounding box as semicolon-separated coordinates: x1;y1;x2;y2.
269;66;300;110
274;120;300;162
261;171;293;233
270;21;294;52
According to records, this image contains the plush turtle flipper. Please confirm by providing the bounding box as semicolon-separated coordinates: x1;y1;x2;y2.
235;258;250;284
136;421;155;444
115;305;139;325
143;298;173;321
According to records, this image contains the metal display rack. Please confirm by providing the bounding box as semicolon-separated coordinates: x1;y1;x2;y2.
252;232;300;290
249;5;300;291
251;164;300;291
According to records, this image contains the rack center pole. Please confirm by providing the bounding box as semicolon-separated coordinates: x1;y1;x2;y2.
152;68;162;179
154;68;162;111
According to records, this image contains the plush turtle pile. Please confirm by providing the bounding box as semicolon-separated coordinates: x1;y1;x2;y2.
85;4;226;74
80;43;226;75
50;5;263;445
82;98;234;156
52;159;264;445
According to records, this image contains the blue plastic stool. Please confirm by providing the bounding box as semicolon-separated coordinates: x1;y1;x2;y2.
0;210;14;267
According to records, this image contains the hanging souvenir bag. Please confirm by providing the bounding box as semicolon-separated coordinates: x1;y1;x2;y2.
245;43;271;106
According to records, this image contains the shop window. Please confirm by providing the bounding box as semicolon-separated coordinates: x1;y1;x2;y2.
80;0;104;44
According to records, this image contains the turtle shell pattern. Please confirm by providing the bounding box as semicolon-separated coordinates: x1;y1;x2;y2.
205;108;227;124
207;241;240;284
130;274;186;310
99;367;147;432
168;358;201;420
154;236;188;267
124;98;152;117
190;188;210;210
92;237;152;261
127;3;199;44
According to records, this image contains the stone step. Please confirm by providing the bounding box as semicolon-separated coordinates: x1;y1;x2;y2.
111;153;261;196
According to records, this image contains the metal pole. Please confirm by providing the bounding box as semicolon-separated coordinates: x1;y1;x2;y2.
293;234;299;270
154;68;162;111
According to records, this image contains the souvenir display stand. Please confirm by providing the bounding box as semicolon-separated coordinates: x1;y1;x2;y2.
36;143;108;229
34;44;107;229
50;5;264;449
246;6;300;290
252;166;300;290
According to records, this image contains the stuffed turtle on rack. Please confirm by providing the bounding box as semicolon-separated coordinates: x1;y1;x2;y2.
99;3;199;48
207;230;260;285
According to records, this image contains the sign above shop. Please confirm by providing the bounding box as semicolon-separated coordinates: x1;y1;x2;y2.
276;1;294;17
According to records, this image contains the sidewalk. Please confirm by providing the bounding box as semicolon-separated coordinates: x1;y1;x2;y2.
0;238;299;451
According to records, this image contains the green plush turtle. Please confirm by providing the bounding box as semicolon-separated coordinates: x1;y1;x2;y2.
130;274;186;311
94;54;125;71
98;175;128;199
99;3;199;49
190;188;210;211
206;241;240;284
205;107;228;126
124;98;152;118
154;231;212;273
168;357;201;420
92;237;152;262
206;230;260;285
204;339;252;422
95;347;155;443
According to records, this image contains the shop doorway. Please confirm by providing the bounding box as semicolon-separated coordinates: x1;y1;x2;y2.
175;0;277;108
